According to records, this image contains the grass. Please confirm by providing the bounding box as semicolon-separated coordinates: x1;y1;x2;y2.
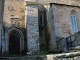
0;53;48;58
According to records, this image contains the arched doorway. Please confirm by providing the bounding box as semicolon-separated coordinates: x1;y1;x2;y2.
9;32;20;54
5;27;24;54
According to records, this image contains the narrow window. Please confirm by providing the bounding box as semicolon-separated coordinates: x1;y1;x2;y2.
40;14;44;27
70;15;78;33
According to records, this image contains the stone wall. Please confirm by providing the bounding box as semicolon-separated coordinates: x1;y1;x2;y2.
46;52;80;60
75;31;80;46
38;0;80;6
25;0;80;7
56;38;67;52
51;4;80;38
56;31;80;52
3;0;26;54
45;3;80;52
44;4;57;51
0;0;4;54
38;5;47;52
4;0;25;29
26;4;40;54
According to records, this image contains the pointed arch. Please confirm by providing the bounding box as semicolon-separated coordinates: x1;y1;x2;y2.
5;27;24;54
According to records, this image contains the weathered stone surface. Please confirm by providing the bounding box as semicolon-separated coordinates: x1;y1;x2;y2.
76;57;80;60
75;31;80;46
2;0;80;55
26;4;39;53
4;0;25;28
51;4;80;37
0;0;4;54
45;3;80;52
3;0;26;54
44;4;57;51
54;58;71;60
38;5;47;52
57;38;67;52
37;0;80;7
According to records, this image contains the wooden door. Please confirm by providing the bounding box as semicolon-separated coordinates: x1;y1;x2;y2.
9;32;20;54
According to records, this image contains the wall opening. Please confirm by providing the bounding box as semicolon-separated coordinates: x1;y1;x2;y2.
9;31;20;54
5;27;24;54
70;10;78;33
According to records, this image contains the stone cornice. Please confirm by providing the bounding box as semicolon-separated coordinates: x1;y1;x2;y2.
25;0;37;4
25;0;80;7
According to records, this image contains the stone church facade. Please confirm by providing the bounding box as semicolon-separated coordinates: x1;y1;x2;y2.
0;0;80;55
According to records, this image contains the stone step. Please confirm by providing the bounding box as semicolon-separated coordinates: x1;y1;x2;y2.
69;46;80;52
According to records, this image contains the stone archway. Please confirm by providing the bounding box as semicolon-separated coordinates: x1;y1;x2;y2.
5;27;24;54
